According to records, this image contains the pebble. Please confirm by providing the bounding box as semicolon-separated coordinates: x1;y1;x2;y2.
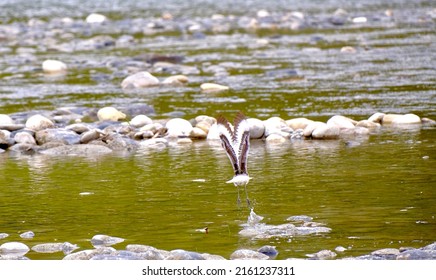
306;249;337;260
286;117;314;130
165;118;193;138
326;115;356;129
42;59;67;74
0;233;9;239
263;116;291;138
25;114;55;131
257;245;278;258
31;242;79;254
121;71;160;89
14;131;36;145
35;128;80;145
0;242;30;257
20;231;35;239
129;115;152;128
230;249;269;260
0;114;14;125
162;75;189;85
200;82;229;92
86;13;107;24
80;129;102;144
91;234;125;248
97;107;126;122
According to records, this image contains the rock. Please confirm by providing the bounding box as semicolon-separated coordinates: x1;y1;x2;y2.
40;144;113;156
63;247;116;260
356;120;381;129
335;246;347;252
230;249;269;260
263;117;291;137
390;114;421;125
162;75;189;85
304;122;340;139
65;123;91;134
14;131;36;145
103;134;138;151
0;130;13;147
201;253;226;260
35;129;80;145
371;248;400;259
326;115;356;129
19;231;34;239
129;115;152;128
165;118;193;137
206;123;220;140
177;137;193;144
189;127;207;139
195;115;216;126
80;129;103;144
257;245;278;258
91;234;125;248
32;242;78;254
25;114;54;131
396;249;436;260
139;138;168;150
0;114;14;125
97;107;126;122
166;249;205;260
86;13;107;24
200;82;229;92
247;118;265;139
265;133;286;144
368;112;385;123
340;46;357;53
42;59;67;74
121;71;160;89
421;118;436;126
0;233;9;239
0;242;30;257
286;117;314;130
195;121;212;134
307;249;337;260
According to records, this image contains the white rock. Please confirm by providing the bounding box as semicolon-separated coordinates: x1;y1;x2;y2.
91;234;124;248
356;120;381;129
86;13;107;24
165;118;193;138
25;114;54;131
130;115;152;128
14;132;36;145
263;117;290;137
368;112;385;123
200;83;229;92
352;16;367;23
121;71;160;89
162;75;189;85
340;46;357;53
286;117;314;130
42;59;67;73
97;107;126;122
327;115;356;129
0;114;14;124
391;114;421;125
19;231;35;239
247;118;265;139
265;133;286;144
189;127;207;139
139;138;168;149
230;249;269;260
206;123;220;140
312;123;340;139
303;121;325;137
0;242;30;256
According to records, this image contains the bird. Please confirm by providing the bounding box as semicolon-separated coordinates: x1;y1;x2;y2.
216;112;252;207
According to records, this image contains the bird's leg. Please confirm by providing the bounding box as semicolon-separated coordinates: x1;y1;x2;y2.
244;183;251;208
236;186;241;206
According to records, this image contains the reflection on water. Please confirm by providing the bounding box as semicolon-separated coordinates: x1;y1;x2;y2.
0;127;434;259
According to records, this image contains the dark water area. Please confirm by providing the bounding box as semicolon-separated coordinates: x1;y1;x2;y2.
0;0;435;260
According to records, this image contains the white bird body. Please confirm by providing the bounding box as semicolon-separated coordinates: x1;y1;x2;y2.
226;174;251;186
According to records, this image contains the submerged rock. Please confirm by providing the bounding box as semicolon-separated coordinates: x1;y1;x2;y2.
97;107;126;122
32;242;79;254
19;231;35;239
230;249;269;260
91;234;125;248
42;59;67;74
0;242;30;257
165;118;193;138
121;71;160;89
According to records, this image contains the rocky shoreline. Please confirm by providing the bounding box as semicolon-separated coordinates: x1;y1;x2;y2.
1;105;435;156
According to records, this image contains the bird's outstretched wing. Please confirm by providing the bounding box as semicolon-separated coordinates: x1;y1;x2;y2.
217;112;250;175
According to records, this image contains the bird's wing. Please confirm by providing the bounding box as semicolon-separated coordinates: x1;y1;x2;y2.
217;115;239;174
234;112;250;175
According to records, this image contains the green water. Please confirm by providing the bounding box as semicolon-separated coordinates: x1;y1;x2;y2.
1;126;434;259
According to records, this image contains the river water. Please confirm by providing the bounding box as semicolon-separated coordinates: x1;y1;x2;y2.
0;0;435;259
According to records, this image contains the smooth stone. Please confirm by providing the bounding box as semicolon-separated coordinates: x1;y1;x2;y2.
421;117;436;126
65;123;91;134
42;59;67;73
200;82;229;92
340;46;357;53
162;75;189;85
19;231;34;239
265;133;286;143
286;117;314;130
91;234;125;248
368;112;385;123
335;246;347;252
257;245;278;258
14;131;36;145
121;71;160;89
130;115;152;128
230;249;269;260
422;242;436;251
263;116;291;137
390;113;421;125
0;233;9;239
353;16;367;23
126;244;157;253
0;114;14;125
165;118;193;138
195;121;212;134
0;123;25;131
63;247;116;260
32;242;79;254
8;143;36;154
25;114;54;131
40;144;113;156
97;107;126;122
0;130;12;146
396;249;436;260
326;115;356;129
189;127;207;139
80;129;102;144
177;137;193;144
35;129;80;145
195;115;216;126
353;126;370;135
201;253;226;260
104;134;138;151
307;249;337;260
308;123;340;139
139;138;168;149
371;248;400;258
0;242;30;256
247;118;265;139
86;13;107;24
356;120;381;129
139;122;164;134
166;249;205;260
381;114;404;124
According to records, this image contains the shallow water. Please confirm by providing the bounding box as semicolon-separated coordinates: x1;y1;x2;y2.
0;0;435;259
